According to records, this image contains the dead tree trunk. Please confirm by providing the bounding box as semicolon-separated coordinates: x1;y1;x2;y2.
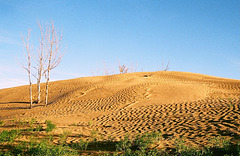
44;21;63;106
21;28;33;109
35;45;45;104
45;70;50;106
45;54;51;106
28;51;33;109
34;22;47;104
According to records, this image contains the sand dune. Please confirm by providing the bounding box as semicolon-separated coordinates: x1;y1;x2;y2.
0;71;239;146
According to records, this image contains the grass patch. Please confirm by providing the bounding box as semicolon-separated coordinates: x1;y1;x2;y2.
59;131;71;145
0;129;21;143
45;120;56;133
70;139;89;151
174;137;212;156
6;140;78;156
26;141;77;156
115;131;166;155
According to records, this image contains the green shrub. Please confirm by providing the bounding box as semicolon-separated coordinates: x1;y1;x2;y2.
0;129;20;143
12;142;28;155
174;137;213;156
115;132;163;155
133;131;162;152
116;134;132;152
70;139;89;151
59;131;71;145
26;140;78;156
35;124;43;131
207;136;231;150
0;151;13;156
45;120;56;133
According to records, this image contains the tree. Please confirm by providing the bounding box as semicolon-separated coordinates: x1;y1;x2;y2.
21;28;33;109
21;20;64;107
33;21;48;104
44;21;64;106
119;64;128;74
159;61;170;71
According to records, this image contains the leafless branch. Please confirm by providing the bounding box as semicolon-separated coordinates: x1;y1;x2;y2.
160;61;170;71
44;20;64;106
21;28;33;109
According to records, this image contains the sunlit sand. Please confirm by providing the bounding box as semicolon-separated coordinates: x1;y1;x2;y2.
0;71;239;148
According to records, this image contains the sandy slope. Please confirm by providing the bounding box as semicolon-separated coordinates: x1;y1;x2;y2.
0;71;239;146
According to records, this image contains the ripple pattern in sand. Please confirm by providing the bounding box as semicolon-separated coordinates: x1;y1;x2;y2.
93;98;240;145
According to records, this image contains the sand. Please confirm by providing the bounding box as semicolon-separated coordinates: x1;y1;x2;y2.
0;71;239;147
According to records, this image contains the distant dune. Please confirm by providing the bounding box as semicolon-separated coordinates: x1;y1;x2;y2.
0;71;239;147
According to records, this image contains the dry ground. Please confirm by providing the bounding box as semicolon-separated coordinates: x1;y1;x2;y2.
0;71;240;147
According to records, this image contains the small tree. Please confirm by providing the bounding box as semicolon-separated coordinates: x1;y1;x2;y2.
44;21;64;106
159;61;170;71
21;28;33;109
119;65;128;74
33;21;48;104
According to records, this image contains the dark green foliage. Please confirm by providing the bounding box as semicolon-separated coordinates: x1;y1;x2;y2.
0;151;13;156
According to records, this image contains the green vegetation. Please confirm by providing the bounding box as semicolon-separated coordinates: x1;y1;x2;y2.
11;140;78;156
174;137;212;156
0;119;239;156
0;129;20;143
115;132;168;155
59;131;71;145
173;136;240;156
45;120;56;133
0;121;3;127
70;139;89;151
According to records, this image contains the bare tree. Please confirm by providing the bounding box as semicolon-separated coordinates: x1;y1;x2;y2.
159;61;170;71
21;20;64;107
129;63;138;73
33;22;48;104
119;64;128;74
21;28;33;109
44;21;64;106
103;62;109;75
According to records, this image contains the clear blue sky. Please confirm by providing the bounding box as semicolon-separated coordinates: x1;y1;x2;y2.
0;0;240;89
